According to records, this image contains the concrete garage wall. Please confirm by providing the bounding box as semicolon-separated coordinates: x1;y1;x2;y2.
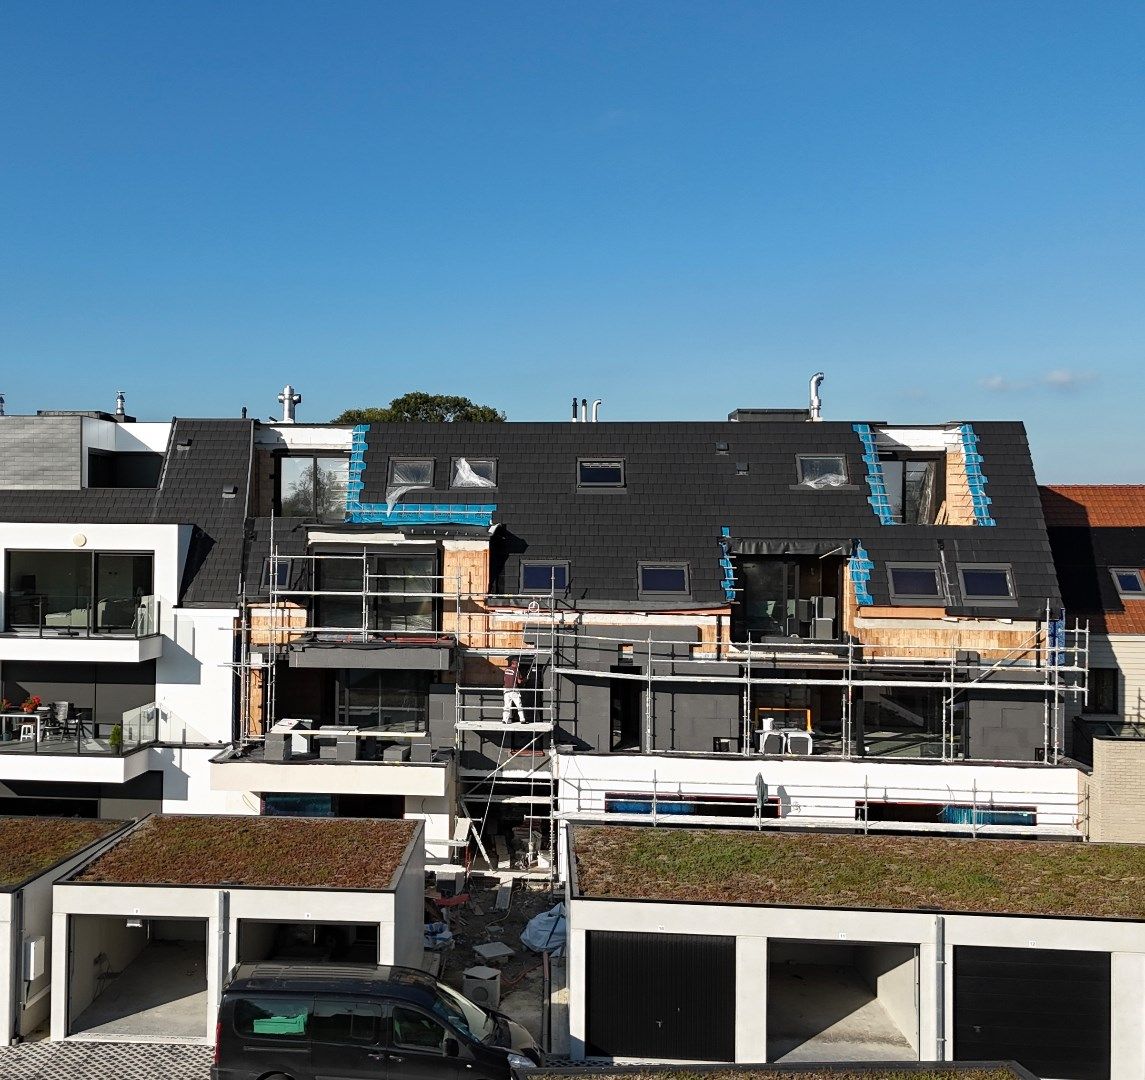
568;896;1145;1074
392;831;425;968
65;915;150;1032
855;943;918;1054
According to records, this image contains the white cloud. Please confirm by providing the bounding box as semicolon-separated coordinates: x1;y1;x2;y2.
979;375;1027;393
1042;369;1097;391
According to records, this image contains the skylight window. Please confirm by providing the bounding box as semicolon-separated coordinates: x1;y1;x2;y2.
887;564;943;601
388;459;434;488
1111;568;1145;599
521;562;569;593
796;455;848;488
958;565;1016;603
638;563;690;597
450;457;497;488
578;459;625;489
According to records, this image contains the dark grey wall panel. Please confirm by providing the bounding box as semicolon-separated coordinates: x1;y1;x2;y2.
586;930;736;1060
954;945;1110;1080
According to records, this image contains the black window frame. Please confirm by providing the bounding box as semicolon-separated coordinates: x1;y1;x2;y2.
260;556;295;592
1088;667;1119;715
886;563;945;603
957;563;1017;606
1110;568;1145;600
795;454;849;487
449;457;498;489
638;562;691;599
276;453;351;518
520;561;570;594
386;457;435;490
577;458;626;491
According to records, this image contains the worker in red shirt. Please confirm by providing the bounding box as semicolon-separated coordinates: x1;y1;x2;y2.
501;659;525;723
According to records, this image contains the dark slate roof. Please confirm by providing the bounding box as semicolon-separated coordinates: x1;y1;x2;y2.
0;419;254;607
353;419;1060;619
1040;486;1145;634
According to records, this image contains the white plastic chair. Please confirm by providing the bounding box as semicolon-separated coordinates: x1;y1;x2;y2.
19;723;36;742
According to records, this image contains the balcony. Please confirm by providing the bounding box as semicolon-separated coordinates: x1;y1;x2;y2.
0;701;167;783
0;594;163;662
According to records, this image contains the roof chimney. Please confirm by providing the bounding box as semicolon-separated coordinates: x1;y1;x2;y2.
277;384;302;423
809;372;825;422
115;390;127;421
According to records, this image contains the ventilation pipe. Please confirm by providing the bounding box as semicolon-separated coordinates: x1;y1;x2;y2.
0;394;5;417
591;399;602;422
571;395;579;422
114;390;127;421
277;384;302;423
580;398;588;423
808;372;825;422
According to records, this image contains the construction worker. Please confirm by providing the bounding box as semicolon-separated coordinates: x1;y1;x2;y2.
501;658;526;723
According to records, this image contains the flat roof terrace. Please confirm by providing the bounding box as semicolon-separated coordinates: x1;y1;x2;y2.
0;817;124;889
73;815;419;890
571;826;1145;919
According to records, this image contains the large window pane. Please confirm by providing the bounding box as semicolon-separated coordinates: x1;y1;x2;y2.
315;458;349;519
95;554;154;631
5;551;92;630
280;458;315;516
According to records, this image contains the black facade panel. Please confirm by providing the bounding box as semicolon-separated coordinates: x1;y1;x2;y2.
954;945;1110;1080
586;929;735;1060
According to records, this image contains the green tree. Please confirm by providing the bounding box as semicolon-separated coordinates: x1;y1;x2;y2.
334;392;506;424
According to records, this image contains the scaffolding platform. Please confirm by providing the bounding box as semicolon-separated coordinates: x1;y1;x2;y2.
455;720;555;732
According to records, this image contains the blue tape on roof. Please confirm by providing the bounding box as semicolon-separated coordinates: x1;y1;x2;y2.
853;424;896;525
849;543;875;606
344;424;496;527
958;423;996;527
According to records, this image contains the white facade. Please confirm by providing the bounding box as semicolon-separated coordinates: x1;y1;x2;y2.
557;752;1085;838
1087;633;1145;724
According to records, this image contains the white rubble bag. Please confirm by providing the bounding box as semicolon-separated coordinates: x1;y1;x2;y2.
520;902;566;957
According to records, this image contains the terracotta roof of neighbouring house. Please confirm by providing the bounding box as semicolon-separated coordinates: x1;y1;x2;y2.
572;826;1145;919
1039;486;1145;634
1040;485;1145;528
74;815;419;890
0;817;123;889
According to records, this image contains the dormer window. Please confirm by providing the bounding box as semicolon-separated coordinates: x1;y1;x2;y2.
881;456;943;524
578;459;625;489
1111;568;1145;599
279;455;349;519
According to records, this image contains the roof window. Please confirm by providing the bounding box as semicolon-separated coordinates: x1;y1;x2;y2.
796;455;848;488
386;458;434;507
638;562;690;598
521;562;569;593
1111;568;1145;599
887;564;944;602
958;565;1016;604
578;459;625;489
450;457;497;489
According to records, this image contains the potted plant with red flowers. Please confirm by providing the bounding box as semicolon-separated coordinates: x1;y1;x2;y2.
21;695;42;714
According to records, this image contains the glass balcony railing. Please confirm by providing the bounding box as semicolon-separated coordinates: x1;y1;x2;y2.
2;594;160;638
0;700;211;757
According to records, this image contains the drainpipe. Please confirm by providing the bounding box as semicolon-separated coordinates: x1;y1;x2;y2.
934;914;946;1061
216;890;231;1025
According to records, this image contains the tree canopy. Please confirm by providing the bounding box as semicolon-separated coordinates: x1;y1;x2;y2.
333;392;506;424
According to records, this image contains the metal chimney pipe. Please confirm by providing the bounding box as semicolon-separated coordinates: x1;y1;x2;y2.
278;384;302;423
808;372;825;422
115;390;126;420
580;398;588;423
0;394;5;417
591;399;602;422
571;395;579;422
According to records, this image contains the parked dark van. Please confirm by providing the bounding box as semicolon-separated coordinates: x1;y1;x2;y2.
212;963;541;1080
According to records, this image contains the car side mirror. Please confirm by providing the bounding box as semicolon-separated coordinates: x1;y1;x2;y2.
443;1037;460;1058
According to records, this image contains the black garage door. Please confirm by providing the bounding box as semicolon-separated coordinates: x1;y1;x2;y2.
586;930;735;1060
954;945;1110;1080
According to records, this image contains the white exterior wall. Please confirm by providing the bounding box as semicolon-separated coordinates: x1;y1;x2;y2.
0;893;13;1048
156;608;238;745
558;753;1084;835
568;894;1145;1074
1087;633;1145;723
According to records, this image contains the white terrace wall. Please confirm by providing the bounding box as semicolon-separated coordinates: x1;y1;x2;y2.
567;896;1145;1076
558;753;1084;834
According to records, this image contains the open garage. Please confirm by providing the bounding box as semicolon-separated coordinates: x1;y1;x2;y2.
66;916;207;1040
766;940;918;1062
52;814;424;1043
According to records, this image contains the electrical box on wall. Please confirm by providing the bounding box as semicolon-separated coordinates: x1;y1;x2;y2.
23;936;45;981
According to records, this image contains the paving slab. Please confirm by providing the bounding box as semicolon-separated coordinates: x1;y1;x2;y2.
0;1041;212;1080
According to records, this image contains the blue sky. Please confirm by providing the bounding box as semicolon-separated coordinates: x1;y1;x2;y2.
1;2;1142;481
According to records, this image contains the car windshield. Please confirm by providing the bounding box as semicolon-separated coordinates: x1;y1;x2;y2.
432;983;496;1042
